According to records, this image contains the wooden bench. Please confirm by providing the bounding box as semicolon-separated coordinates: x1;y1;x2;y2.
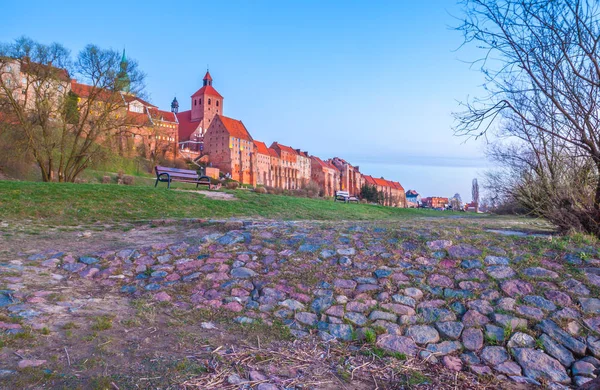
154;166;218;189
334;190;359;203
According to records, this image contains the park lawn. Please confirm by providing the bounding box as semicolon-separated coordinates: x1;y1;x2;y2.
0;180;480;225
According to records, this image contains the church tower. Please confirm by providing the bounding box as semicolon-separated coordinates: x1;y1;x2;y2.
190;70;223;135
116;49;131;93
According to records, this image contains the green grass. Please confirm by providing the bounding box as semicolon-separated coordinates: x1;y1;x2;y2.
0;180;484;225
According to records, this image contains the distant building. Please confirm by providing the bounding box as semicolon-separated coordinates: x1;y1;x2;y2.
177;71;223;155
422;197;449;209
405;190;421;207
203;114;254;184
310;156;340;197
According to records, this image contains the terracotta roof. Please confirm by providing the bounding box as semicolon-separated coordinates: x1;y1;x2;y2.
270;142;298;155
176;110;201;141
268;148;280;158
203;71;213;81
126;111;151;126
123;94;157;108
21;61;70;82
218;115;252;141
70;81;121;103
253;140;270;155
311;156;328;169
149;108;177;123
363;175;377;186
191;85;223;99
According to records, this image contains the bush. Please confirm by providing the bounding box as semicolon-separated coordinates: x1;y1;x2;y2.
102;176;111;184
254;186;267;194
303;181;321;198
226;181;239;190
123;175;134;185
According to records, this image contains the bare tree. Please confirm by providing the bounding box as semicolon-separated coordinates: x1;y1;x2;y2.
454;0;600;233
0;37;145;182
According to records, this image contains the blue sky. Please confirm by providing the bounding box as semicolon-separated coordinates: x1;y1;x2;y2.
2;0;489;201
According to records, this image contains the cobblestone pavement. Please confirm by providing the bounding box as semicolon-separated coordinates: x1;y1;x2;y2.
1;219;600;388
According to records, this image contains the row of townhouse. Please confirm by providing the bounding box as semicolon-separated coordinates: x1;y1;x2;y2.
183;72;407;207
0;53;179;163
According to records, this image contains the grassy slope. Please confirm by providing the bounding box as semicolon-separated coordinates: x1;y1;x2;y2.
0;180;480;225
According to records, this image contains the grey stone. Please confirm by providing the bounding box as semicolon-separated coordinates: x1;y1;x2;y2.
512;348;570;385
329;324;353;340
79;256;99;265
279;299;304;311
425;341;462;356
311;296;334;313
392;295;416;307
481;346;509;365
406;325;440;345
435;321;464;340
522;267;559;279
539;334;575;367
485;256;510;265
495;361;522;376
572;361;596;377
536;319;587;356
418;307;456;323
344;312;368;327
230;267;257;278
523;295;557;311
295;312;317;326
485;324;505;343
368;310;397;322
376;335;418;357
487;266;516;279
462;327;484;351
507;332;535;349
580;298;600;314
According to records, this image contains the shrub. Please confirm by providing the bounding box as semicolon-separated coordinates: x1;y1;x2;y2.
254;186;267;194
123;175;134;185
303;181;321;198
226;181;239;190
102;176;111;184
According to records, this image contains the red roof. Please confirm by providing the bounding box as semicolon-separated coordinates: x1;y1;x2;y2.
191;85;223;99
176;110;201;141
203;71;213;81
363;175;377;186
70;81;120;103
149;108;177;123
270;142;298;155
123;94;157;108
253;140;270;155
268;148;280;158
311;156;336;171
218;115;252;141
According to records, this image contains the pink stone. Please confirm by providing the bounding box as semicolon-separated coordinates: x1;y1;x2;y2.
162;273;178;282
462;310;490;327
0;322;22;330
290;293;311;303
380;303;415;316
237;254;251;261
231;288;250;297
18;359;46;369
391;273;409;282
443;355;463;371
325;305;345;317
439;259;457;269
205;300;223;308
153;292;172;302
501;279;533;297
176;260;204;271
205;272;229;281
79;267;100;279
427;274;454;288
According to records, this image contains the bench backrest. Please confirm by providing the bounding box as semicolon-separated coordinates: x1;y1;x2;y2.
155;166;198;179
335;190;350;197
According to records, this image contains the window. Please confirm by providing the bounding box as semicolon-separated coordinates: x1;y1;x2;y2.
194;99;197;106
208;98;211;105
216;100;219;107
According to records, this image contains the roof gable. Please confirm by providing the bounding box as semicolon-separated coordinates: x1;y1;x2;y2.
253;140;270;155
218;115;252;141
191;85;223;99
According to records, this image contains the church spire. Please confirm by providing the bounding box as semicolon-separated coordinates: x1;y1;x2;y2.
116;48;130;93
171;96;179;114
203;70;213;86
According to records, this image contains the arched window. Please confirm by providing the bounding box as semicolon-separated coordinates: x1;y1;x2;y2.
216;100;219;107
208;98;211;105
194;99;197;106
199;98;202;104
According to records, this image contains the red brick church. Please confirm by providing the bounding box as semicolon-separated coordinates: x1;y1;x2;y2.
175;71;223;155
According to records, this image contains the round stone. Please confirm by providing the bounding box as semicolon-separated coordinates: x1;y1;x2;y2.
406;325;440;345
